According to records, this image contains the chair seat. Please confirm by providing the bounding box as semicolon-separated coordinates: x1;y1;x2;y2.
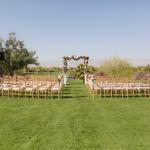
51;87;60;91
2;87;11;90
25;87;36;91
38;87;49;91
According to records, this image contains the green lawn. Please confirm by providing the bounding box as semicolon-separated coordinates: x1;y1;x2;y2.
0;80;150;150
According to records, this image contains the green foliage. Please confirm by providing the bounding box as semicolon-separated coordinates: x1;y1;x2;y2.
67;67;77;78
86;65;97;73
99;56;135;77
68;64;97;80
1;33;38;75
26;66;62;76
137;64;150;72
0;38;4;48
76;64;85;80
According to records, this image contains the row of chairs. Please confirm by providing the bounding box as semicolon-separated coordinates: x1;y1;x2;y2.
86;77;150;98
0;75;62;99
92;82;150;98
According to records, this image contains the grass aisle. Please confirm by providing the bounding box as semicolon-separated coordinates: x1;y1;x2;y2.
0;80;150;150
61;80;90;99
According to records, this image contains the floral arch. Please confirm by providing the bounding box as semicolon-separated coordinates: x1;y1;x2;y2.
63;55;90;73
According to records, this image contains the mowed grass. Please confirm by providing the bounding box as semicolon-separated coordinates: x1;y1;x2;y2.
0;80;150;150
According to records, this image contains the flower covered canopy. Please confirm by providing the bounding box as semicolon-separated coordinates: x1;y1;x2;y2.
63;55;90;73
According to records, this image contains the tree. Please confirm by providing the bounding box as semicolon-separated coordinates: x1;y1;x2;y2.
139;64;150;72
0;38;4;48
2;33;38;75
99;57;134;77
86;66;96;74
67;67;77;78
76;64;85;80
75;64;96;80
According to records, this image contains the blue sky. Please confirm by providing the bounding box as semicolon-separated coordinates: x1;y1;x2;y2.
0;0;150;65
